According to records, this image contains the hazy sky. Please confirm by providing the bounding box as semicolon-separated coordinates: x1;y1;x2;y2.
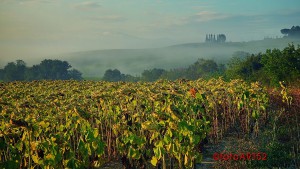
1;0;300;66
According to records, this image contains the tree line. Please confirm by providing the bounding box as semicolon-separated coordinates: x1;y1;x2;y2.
1;44;299;86
102;58;225;82
0;59;83;81
103;44;300;86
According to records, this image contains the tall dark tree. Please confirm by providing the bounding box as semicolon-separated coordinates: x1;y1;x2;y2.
281;26;300;38
281;28;290;36
38;59;71;80
16;60;27;80
289;26;300;37
25;65;41;81
218;34;226;42
102;69;140;82
103;69;123;82
68;69;83;80
0;69;4;81
3;60;27;81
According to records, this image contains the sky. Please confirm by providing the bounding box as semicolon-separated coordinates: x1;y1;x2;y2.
1;0;300;66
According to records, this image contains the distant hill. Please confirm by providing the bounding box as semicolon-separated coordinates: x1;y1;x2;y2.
60;37;300;78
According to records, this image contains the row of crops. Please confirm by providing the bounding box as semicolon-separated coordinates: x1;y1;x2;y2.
0;78;268;168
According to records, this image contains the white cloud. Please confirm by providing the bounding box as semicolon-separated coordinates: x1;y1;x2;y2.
91;15;126;22
192;11;229;22
73;1;101;10
143;10;229;30
191;5;212;11
144;16;187;30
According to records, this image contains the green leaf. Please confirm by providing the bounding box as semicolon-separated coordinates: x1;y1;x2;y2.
190;135;201;144
78;139;86;153
128;147;140;159
150;156;158;166
32;154;40;164
184;154;188;166
92;141;97;149
150;132;159;143
96;141;105;155
39;121;49;128
163;135;171;144
15;141;23;151
260;105;266;111
132;100;137;107
155;140;164;148
243;91;250;100
93;128;99;138
238;101;243;110
252;110;259;119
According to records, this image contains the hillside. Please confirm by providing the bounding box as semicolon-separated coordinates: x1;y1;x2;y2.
60;38;300;78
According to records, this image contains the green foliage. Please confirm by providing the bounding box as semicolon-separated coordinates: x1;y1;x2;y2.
185;59;219;80
226;44;300;86
0;79;269;168
226;53;263;81
261;44;300;86
141;68;166;82
246;82;299;168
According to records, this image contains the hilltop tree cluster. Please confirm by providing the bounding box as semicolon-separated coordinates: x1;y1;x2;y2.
281;26;300;38
0;59;83;81
205;34;226;43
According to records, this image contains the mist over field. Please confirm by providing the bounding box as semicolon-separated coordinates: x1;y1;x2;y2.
61;38;300;77
1;36;300;78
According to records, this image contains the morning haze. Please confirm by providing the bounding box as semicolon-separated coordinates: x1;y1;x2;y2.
1;0;300;77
